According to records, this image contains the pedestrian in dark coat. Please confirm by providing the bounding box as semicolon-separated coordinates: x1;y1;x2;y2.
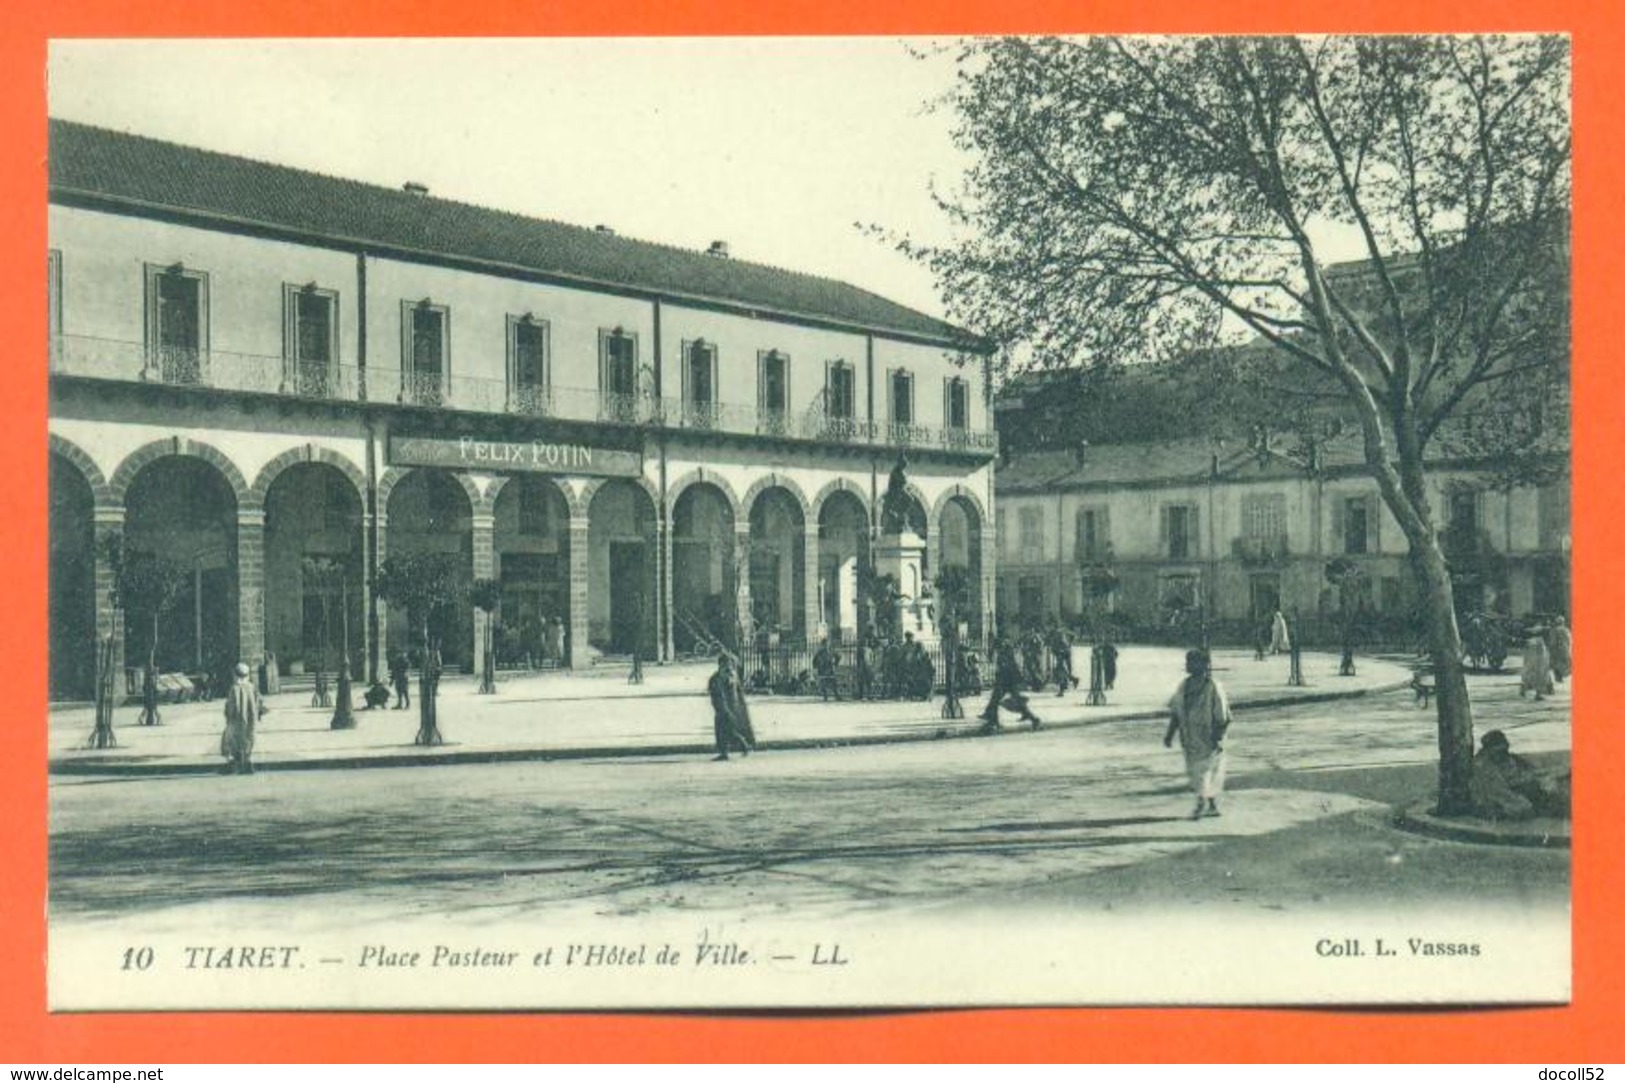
389;650;411;710
855;639;874;701
1048;626;1077;695
1100;641;1119;690
978;638;1042;733
708;654;756;760
813;640;840;701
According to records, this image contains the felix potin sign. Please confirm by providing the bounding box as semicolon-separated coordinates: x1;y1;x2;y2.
389;435;641;478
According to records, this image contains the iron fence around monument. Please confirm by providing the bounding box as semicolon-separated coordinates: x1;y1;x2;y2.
735;639;994;698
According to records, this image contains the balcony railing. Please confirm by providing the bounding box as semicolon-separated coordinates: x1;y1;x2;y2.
49;334;998;454
1233;535;1291;566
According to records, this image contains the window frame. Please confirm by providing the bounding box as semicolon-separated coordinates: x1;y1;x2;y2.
143;262;210;384
400;299;451;406
505;314;552;415
598;327;643;423
1018;505;1046;564
283;283;340;397
758;348;791;435
680;338;719;428
944;375;970;431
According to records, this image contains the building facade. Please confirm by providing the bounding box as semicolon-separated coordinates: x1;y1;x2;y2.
46;120;997;699
994;440;1569;638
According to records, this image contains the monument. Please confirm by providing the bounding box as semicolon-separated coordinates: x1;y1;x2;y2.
876;455;938;646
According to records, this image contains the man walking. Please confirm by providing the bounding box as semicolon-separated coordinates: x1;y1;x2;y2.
978;637;1043;733
1163;650;1232;819
1048;625;1077;696
708;653;756;761
220;661;263;775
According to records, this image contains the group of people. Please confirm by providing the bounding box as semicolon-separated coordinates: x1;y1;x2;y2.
807;633;946;703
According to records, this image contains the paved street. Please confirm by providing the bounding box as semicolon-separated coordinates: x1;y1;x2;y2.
49;669;1570;934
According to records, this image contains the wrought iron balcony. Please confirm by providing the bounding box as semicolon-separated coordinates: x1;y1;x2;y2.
49;334;998;454
1233;534;1291;566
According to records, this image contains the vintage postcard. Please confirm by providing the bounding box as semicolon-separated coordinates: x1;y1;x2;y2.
44;35;1571;1010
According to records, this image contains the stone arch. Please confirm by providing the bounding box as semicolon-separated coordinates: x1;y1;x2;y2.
376;466;483;520
930;484;987;536
486;473;588;520
249;443;366;507
110;436;250;507
739;473;811;522
579;473;661;515
809;476;872;525
48;432;113;508
666;470;743;520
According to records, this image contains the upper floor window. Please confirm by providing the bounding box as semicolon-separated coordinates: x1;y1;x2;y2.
599;328;641;423
1240;493;1286;540
826;360;855;421
759;350;790;435
682;339;717;427
1075;506;1110;562
506;314;551;415
1018;506;1045;564
944;376;969;431
284;284;338;397
1448;488;1480;535
1162;503;1198;561
1340;496;1372;555
401;300;449;406
144;262;210;385
889;369;915;427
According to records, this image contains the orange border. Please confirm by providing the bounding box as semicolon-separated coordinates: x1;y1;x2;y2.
4;1;1620;1063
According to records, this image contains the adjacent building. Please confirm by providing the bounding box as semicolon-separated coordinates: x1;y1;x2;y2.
993;436;1569;637
47;120;997;699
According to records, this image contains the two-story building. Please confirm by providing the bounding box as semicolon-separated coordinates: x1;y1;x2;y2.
46;120;997;699
994;437;1569;637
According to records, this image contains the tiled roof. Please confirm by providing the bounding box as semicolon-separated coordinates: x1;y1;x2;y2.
997;434;1377;492
48;119;982;349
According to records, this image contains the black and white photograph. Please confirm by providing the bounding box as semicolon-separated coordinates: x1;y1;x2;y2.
44;35;1571;1010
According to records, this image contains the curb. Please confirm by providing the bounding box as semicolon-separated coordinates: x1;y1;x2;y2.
1392;799;1570;849
49;679;1414;778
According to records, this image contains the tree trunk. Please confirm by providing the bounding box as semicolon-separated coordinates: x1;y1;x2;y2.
1412;537;1475;815
415;617;442;746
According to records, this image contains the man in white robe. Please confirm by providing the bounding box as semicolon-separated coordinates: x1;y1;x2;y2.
220;662;263;775
1163;650;1233;819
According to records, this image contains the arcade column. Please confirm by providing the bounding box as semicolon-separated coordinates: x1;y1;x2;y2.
237;505;266;667
568;514;590;669
802;523;821;645
734;523;752;647
472;511;496;669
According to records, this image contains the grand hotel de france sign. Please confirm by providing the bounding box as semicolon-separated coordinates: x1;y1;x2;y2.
388;435;642;478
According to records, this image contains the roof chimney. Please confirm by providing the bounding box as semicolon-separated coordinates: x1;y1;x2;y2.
594;224;616;235
706;240;731;259
402;181;429;196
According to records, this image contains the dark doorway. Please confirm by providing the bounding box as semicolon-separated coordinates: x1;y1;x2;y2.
609;541;647;654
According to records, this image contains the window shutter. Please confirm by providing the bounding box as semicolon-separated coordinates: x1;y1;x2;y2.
400;300;414;392
1158;505;1170;557
1100;506;1111;558
824;358;834;416
886;368;896;425
1330;497;1344;551
1368;496;1381;553
943;377;952;430
1189;504;1200;556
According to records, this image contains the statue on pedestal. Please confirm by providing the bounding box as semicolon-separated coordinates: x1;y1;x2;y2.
881;454;912;536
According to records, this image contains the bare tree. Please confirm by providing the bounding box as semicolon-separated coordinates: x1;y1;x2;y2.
892;36;1569;814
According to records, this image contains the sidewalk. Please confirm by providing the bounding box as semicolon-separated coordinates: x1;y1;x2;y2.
50;647;1414;776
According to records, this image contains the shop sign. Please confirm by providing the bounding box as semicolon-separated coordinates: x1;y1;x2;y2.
389;435;641;477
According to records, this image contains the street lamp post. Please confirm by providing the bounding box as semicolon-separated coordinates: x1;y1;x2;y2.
330;570;355;729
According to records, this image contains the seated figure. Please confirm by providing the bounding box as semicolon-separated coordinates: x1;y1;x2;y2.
1469;729;1569;820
